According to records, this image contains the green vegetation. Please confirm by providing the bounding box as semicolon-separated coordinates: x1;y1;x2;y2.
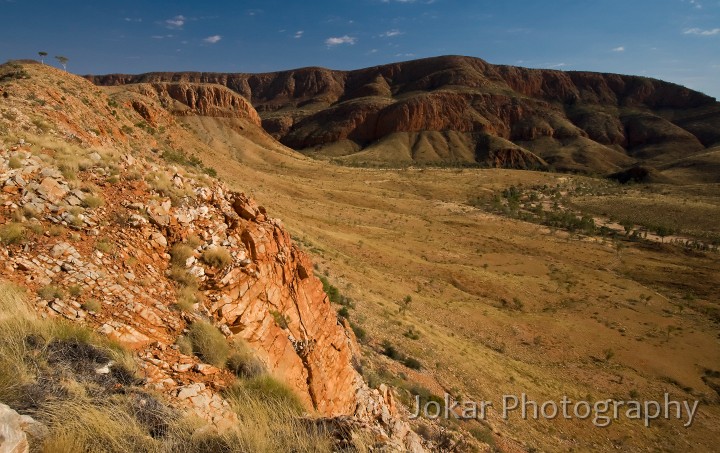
82;299;101;313
168;266;198;289
8;156;22;169
161;149;218;177
350;322;367;343
381;340;422;370
68;284;82;298
270;310;289;329
83;194;104;209
0;280;355;452
318;275;356;321
0;62;30;82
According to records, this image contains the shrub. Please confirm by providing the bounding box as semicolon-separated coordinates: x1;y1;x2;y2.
381;340;422;370
95;239;113;254
176;336;193;356
270;310;289;329
68;285;82;297
185;235;204;249
188;319;229;367
38;285;65;301
350;322;367;343
168;266;198;289
8;157;22;169
170;244;194;267
226;339;266;379
82;299;101;313
403;357;422;370
201;247;232;268
83;195;104;209
0;223;25;245
48;225;65;237
176;287;200;312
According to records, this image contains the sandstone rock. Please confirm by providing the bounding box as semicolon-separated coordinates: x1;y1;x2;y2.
0;403;46;453
36;178;68;204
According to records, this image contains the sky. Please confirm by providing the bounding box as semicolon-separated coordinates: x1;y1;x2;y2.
1;0;719;99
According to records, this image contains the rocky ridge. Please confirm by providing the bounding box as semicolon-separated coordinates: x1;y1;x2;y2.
0;62;430;451
87;55;720;174
0;142;426;451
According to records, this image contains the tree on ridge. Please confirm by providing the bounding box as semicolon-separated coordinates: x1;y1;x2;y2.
55;55;69;71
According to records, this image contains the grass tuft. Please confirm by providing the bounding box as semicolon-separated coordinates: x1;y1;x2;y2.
187;319;229;367
201;247;232;268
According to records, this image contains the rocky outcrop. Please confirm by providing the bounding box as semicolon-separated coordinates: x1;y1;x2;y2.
0;140;426;450
126;83;261;125
87;55;720;173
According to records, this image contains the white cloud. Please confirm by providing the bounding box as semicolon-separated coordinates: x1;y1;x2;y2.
612;46;625;52
381;29;403;37
124;17;142;23
684;27;720;35
151;34;174;39
203;35;222;44
325;35;357;46
548;63;567;68
165;15;185;29
689;0;702;8
294;30;304;39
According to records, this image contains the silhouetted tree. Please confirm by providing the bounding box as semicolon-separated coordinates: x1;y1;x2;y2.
38;51;47;64
55;55;69;71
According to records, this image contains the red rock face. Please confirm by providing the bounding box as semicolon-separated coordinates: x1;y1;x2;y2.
128;83;262;125
205;193;360;414
87;55;720;172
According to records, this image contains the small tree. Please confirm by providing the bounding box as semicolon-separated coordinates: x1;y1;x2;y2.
655;225;672;243
55;55;69;71
38;51;47;64
399;295;412;314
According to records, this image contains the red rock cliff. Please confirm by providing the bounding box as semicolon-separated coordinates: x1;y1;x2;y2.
87;55;720;173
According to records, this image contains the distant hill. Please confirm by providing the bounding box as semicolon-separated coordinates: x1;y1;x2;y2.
88;55;720;178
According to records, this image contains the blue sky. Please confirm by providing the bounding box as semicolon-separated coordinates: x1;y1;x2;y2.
1;0;719;98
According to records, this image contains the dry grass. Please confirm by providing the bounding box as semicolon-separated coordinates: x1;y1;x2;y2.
187;319;229;367
226;338;266;379
0;222;26;245
175;287;200;312
180;124;720;452
201;246;232;268
82;194;104;209
0;280;357;452
169;244;194;267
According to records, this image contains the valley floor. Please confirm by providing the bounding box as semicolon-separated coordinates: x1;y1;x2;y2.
189;116;720;452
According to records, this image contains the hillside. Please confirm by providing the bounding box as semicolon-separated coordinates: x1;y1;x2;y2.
0;61;434;452
88;55;720;178
3;59;720;452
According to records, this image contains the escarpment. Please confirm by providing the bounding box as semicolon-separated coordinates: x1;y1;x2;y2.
88;55;720;174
